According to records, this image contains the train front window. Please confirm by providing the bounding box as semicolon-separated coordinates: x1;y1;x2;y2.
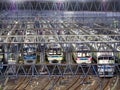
57;50;61;55
98;56;114;60
48;50;54;55
77;52;90;57
31;53;36;56
109;57;114;60
104;57;109;60
48;49;61;55
23;47;36;52
98;57;104;60
28;47;36;52
77;53;82;57
23;53;36;56
53;51;56;54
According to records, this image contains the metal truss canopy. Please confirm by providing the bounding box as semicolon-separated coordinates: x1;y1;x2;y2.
0;64;120;77
1;35;120;43
0;0;116;2
0;0;120;11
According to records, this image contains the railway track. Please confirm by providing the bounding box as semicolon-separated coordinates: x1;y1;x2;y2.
93;78;111;90
14;77;32;90
43;77;60;90
25;77;48;90
104;77;117;90
89;76;117;90
23;77;61;90
13;77;26;90
40;78;51;90
54;76;90;90
64;76;80;90
4;76;117;90
102;78;111;90
73;76;90;90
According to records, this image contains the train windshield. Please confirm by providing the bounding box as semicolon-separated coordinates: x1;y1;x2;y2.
23;47;36;52
77;52;91;57
48;48;62;55
98;56;114;60
24;53;36;56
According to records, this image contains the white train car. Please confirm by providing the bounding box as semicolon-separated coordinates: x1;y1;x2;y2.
73;44;95;64
97;52;115;77
74;52;93;64
47;36;63;63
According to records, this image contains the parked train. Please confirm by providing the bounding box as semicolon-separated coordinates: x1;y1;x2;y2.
97;52;115;77
23;28;37;64
73;44;96;64
23;45;37;64
74;52;94;64
47;36;64;63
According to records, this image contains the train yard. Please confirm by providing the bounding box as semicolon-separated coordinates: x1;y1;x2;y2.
2;76;118;90
0;0;120;90
0;10;119;89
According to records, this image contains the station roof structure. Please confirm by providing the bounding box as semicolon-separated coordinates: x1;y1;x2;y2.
0;0;119;11
0;0;115;2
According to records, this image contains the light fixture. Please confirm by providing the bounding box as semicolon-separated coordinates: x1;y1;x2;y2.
102;0;110;2
54;0;66;3
9;0;25;3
